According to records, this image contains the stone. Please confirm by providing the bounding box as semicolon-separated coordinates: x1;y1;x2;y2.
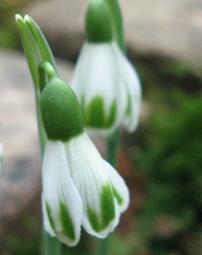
25;0;202;65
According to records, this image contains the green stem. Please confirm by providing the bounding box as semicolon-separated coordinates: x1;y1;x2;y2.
39;61;58;92
35;86;46;155
42;232;62;255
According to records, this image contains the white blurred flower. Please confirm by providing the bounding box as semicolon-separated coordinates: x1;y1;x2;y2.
72;42;141;135
71;0;141;136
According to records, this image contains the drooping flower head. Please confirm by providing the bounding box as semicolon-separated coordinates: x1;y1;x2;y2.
40;73;129;246
72;0;142;136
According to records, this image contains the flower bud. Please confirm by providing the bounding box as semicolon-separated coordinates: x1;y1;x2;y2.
40;77;84;141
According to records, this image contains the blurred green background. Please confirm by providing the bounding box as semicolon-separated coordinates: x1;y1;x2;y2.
0;0;201;255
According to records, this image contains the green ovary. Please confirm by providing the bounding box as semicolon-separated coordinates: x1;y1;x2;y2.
83;96;116;129
87;183;116;232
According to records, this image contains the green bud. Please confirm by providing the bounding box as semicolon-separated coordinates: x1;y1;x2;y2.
40;77;84;141
85;0;113;43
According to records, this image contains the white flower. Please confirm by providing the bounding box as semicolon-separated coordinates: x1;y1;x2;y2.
72;42;141;136
40;75;130;247
42;133;129;246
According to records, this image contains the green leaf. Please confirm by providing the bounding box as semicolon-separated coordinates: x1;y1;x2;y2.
24;15;58;74
15;14;41;86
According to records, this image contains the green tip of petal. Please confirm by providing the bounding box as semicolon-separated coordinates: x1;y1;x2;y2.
85;0;113;43
87;183;116;232
101;183;116;226
40;77;84;141
60;202;76;241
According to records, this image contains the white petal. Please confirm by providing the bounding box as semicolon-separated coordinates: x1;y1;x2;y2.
113;43;142;132
104;161;130;212
72;42;127;135
65;133;120;238
42;140;83;247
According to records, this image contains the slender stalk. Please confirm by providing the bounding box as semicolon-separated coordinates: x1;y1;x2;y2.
43;232;62;255
39;61;58;92
15;15;61;255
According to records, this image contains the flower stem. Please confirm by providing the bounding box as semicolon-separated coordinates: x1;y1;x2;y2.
42;232;62;255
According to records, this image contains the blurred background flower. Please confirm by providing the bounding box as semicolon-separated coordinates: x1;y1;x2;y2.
0;0;201;255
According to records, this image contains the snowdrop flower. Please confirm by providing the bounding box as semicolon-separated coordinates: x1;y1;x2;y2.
40;75;129;246
72;0;141;136
0;143;3;174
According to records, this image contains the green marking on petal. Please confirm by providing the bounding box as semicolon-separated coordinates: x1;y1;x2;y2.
84;96;117;129
87;183;116;232
85;96;105;127
46;202;56;231
87;206;101;232
101;183;116;228
112;186;124;205
60;202;76;241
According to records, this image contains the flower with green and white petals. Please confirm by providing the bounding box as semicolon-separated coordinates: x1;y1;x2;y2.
41;76;129;246
72;0;141;136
